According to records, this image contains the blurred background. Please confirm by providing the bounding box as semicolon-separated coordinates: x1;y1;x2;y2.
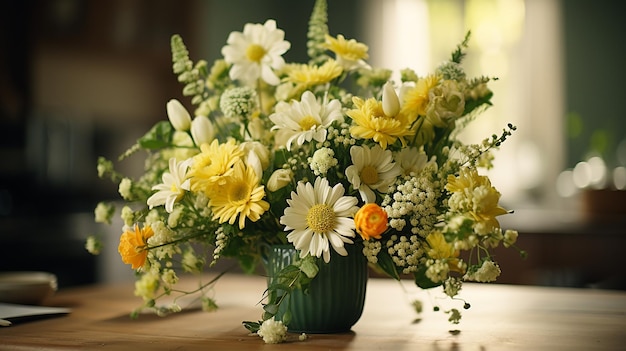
1;0;625;289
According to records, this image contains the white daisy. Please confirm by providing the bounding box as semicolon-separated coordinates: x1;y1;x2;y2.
345;145;401;203
269;91;343;151
221;19;290;86
147;158;192;213
280;177;358;263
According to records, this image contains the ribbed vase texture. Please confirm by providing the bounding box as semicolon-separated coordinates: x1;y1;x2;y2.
266;242;368;333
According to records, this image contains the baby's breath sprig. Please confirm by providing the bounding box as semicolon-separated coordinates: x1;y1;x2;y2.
458;123;517;168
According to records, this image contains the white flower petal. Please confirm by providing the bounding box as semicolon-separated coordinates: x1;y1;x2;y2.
281;177;358;263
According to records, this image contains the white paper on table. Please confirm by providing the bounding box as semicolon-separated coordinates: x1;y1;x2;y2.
0;302;71;325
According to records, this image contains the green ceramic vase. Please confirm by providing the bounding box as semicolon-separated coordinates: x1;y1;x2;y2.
265;242;368;333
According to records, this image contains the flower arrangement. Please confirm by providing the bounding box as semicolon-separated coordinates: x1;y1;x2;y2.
88;0;522;342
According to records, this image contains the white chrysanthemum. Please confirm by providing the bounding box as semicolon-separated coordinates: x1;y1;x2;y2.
395;146;430;177
257;318;287;344
309;147;338;176
221;19;290;86
269;91;343;151
280;177;358;263
345;145;401;203
147;158;192;213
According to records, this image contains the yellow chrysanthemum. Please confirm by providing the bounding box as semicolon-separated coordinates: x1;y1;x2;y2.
207;160;269;230
347;96;413;149
401;75;440;119
446;168;509;233
425;231;463;272
324;34;369;70
426;231;458;259
118;224;154;270
188;139;244;195
284;59;343;88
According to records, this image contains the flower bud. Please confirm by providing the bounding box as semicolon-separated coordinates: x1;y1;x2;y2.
241;141;270;170
354;203;388;240
267;169;293;192
167;99;192;131
244;148;263;181
382;81;400;117
247;115;266;140
191;115;215;146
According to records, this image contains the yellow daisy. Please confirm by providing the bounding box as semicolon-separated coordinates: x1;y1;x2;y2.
324;34;369;70
207;160;269;230
284;59;343;88
347;96;412;149
188;139;244;195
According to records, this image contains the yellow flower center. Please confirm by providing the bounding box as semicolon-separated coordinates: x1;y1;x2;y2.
306;203;336;233
229;181;249;202
246;44;266;63
299;116;319;131
360;165;379;185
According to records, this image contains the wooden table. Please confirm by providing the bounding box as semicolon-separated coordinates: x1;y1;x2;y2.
1;274;625;350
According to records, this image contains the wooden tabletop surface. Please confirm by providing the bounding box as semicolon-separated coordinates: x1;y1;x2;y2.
1;273;625;350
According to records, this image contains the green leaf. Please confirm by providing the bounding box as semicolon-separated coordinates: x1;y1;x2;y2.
267;283;292;294
263;304;279;315
413;266;441;289
282;309;292;325
298;256;319;279
278;265;301;275
463;92;493;115
138;121;174;149
242;321;261;333
375;249;401;280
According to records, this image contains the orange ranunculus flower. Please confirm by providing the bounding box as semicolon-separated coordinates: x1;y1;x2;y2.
118;224;154;269
354;203;388;240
